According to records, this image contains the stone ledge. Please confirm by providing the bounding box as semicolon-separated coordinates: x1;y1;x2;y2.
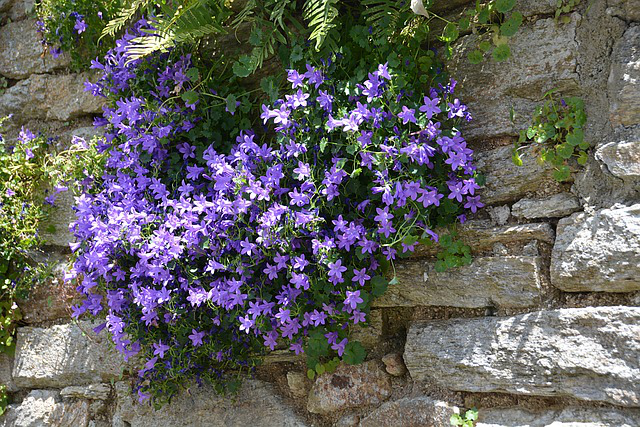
373;256;543;309
404;307;640;407
477;406;640;427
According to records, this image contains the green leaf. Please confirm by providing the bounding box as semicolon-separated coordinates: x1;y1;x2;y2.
478;40;492;52
566;128;584;146
370;275;388;297
495;0;516;13
512;151;523;166
478;8;490;24
553;165;571;182
468;50;484;64
577;150;588;165
556;143;573;159
307;369;316;380
232;55;254;77
343;342;366;365
388;276;399;285
226;94;237;114
458;17;470;31
181;91;199;105
185;67;200;82
441;23;459;43
492;44;511;61
500;11;522;37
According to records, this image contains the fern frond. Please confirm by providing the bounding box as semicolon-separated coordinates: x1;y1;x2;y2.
126;0;229;61
303;0;340;50
362;0;407;41
101;0;152;39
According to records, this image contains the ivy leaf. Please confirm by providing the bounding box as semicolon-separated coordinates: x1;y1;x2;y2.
556;143;573;159
566;128;584;146
290;44;304;63
458;17;470;31
232;55;254;78
478;8;490;24
185;67;200;82
500;12;522;37
478;40;492;52
577;150;588;165
495;0;516;13
468;50;484;64
342;342;366;365
492;44;511;61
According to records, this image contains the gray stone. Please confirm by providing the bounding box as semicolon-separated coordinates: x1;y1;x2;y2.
0;73;104;124
13;321;126;388
514;0;557;17
60;384;111;400
359;397;458;427
608;0;640;21
477;406;640;427
0;0;13;13
487;205;510;226
0;20;69;79
0;390;58;427
7;0;34;21
0;353;16;393
609;25;640;127
404;307;640;407
449;14;580;140
381;353;406;377
350;309;383;349
49;400;90;427
511;193;582;219
113;380;309;427
475;145;559;205
414;220;555;257
596;126;640;180
373;256;543;309
286;371;308;398
307;361;392;415
551;204;640;292
40;189;76;247
336;414;360;427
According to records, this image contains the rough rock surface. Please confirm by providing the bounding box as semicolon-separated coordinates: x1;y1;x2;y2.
12;321;126;388
596;126;640;180
307;361;392;414
358;397;458;427
350;309;383;348
374;256;543;309
60;384;111;400
475;145;558;205
0;390;88;427
607;0;640;21
0;353;17;393
450;14;580;139
0;73;104;124
414;221;555;257
477;406;640;427
404;307;640;406
113;380;309;427
40;189;76;248
551;204;640;292
511;193;581;219
609;25;640;127
0;20;69;79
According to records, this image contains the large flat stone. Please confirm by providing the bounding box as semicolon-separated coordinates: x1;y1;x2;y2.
374;256;543;309
307;361;392;415
0;353;17;393
477;406;640;427
113;380;309;427
414;220;555;257
12;321;126;388
596;126;640;180
359;397;458;427
511;193;581;219
551;204;640;292
475;145;558;205
40;189;76;248
0;73;104;124
0;20;69;79
608;0;640;21
449;14;580;140
404;307;640;407
609;25;640;127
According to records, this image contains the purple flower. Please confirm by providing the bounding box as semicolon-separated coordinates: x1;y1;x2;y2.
419;95;441;119
74;18;87;34
464;195;484;213
188;329;205;346
397;106;417;124
332;338;348;356
327;259;347;285
344;290;363;310
352;268;370;286
153;340;170;358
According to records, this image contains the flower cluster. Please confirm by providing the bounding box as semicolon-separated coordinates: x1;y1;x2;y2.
70;25;481;404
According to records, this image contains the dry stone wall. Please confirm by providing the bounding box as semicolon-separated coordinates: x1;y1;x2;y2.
0;1;639;426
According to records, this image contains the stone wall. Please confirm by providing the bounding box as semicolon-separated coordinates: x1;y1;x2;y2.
0;1;639;426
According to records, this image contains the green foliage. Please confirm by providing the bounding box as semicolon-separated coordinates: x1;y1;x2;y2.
36;0;123;68
451;408;479;427
304;0;340;50
555;0;581;24
512;91;588;182
0;385;7;416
